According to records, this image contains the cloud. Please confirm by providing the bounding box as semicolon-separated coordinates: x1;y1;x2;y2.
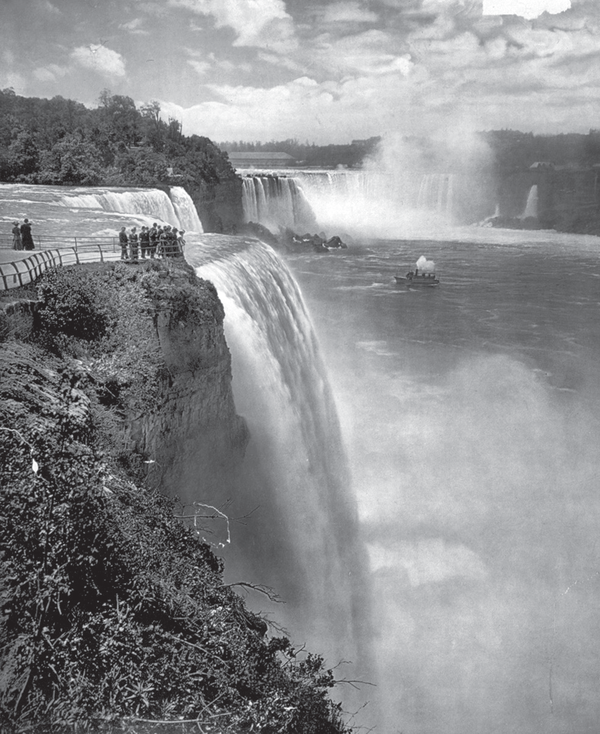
33;64;69;83
119;18;150;35
318;1;380;24
167;0;297;50
71;45;126;77
314;30;413;77
483;0;571;19
187;59;211;75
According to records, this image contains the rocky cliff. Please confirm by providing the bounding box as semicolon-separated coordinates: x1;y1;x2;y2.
125;262;249;503
0;259;350;733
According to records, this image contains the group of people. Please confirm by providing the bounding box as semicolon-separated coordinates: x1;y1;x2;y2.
118;223;186;262
12;218;34;250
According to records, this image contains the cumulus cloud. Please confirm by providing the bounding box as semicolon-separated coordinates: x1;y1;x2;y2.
168;0;297;50
33;64;69;83
483;0;571;19
315;30;413;77
71;45;126;77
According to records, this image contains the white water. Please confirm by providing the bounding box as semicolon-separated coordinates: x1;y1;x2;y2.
0;183;205;239
242;176;317;233
169;186;204;232
189;240;369;682
241;169;461;237
521;183;539;219
287;226;600;734
60;187;181;227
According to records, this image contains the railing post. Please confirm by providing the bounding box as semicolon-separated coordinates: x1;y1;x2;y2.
0;265;7;290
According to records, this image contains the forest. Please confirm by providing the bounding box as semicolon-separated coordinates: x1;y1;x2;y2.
0;88;235;189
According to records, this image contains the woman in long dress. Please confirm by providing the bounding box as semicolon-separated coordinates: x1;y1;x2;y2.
12;222;22;250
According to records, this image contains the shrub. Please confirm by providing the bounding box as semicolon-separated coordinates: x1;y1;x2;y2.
36;267;114;342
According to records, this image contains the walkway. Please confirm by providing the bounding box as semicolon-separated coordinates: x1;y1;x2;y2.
0;244;121;291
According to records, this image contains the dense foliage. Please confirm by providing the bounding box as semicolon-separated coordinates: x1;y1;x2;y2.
0;88;239;203
0;262;351;733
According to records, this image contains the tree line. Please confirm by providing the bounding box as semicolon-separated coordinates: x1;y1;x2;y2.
218;136;382;168
0;88;236;189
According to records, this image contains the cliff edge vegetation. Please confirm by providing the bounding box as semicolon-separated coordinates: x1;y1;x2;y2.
0;261;351;734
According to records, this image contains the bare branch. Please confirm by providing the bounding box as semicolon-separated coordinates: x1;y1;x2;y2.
222;581;285;603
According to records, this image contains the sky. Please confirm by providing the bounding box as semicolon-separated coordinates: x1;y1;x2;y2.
1;0;598;145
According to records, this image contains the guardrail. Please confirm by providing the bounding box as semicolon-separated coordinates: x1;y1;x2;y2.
1;235;119;251
0;246;121;291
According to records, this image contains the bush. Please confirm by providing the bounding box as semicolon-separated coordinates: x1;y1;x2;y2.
36;267;114;342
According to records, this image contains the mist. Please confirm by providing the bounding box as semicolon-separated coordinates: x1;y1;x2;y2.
293;233;600;734
292;130;497;240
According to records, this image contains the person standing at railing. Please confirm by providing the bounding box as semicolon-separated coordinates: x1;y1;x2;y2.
119;226;129;260
128;227;139;262
139;226;150;259
177;230;186;255
158;226;168;258
148;223;159;258
12;222;22;250
20;219;34;250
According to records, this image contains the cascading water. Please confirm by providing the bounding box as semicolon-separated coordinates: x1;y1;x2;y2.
169;186;204;232
416;173;455;214
242;175;317;232
188;238;371;685
60;188;181;226
520;184;539;219
240;169;459;237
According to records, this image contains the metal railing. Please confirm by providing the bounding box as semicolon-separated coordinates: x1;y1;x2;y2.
1;235;119;252
0;246;122;291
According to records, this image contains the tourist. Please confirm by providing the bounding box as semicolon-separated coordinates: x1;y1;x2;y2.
158;226;167;258
139;226;150;259
177;230;186;254
119;226;129;260
12;222;22;250
20;218;34;250
128;227;139;262
149;223;159;258
170;228;180;258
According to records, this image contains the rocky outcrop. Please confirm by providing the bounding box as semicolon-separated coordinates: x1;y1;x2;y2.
127;282;249;504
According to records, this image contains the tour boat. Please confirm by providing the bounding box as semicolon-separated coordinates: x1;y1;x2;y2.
395;271;440;287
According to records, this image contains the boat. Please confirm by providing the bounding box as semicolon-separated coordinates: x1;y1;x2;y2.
395;270;440;287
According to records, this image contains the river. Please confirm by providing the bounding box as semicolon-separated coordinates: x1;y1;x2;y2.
282;226;600;734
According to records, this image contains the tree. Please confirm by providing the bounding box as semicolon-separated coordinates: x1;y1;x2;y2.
38;134;104;185
7;131;39;178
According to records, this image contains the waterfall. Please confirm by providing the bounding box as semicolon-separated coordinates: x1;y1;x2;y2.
190;238;370;675
242;175;317;232
417;173;455;214
520;184;539;219
241;169;458;237
60;188;181;227
169;186;204;233
291;170;399;232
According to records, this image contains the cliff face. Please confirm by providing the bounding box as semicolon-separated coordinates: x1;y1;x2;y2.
497;167;600;233
0;260;349;733
127;280;249;504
